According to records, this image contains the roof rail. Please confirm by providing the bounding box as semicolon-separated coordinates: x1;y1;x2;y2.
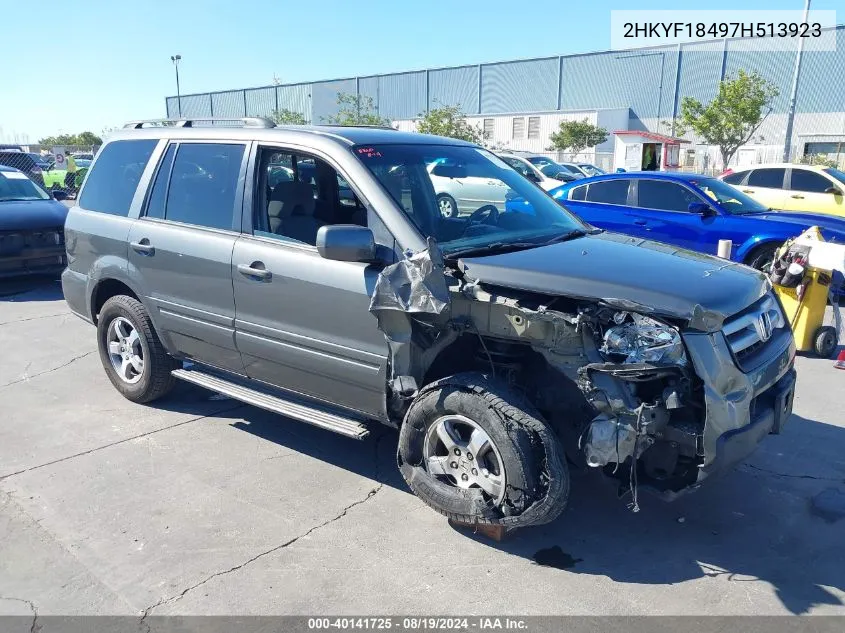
123;117;276;129
325;124;397;131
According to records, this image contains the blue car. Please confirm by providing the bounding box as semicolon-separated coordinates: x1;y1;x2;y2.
511;172;845;271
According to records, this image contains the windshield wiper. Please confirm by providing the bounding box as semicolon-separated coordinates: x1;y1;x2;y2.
539;228;600;245
444;241;544;260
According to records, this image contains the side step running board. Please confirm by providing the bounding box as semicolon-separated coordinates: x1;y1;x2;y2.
172;368;370;439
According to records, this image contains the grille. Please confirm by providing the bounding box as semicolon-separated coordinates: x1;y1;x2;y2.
0;229;64;255
722;293;786;367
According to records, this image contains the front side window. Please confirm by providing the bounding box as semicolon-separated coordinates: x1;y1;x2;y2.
637;180;699;212
791;169;834;193
79;139;157;216
160;143;245;230
585;179;629;205
355;144;587;256
747;168;785;189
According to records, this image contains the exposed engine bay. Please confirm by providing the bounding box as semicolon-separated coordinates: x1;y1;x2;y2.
369;242;709;507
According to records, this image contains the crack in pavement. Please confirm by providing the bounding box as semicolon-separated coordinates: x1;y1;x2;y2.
0;404;246;481
140;483;384;620
0;312;71;326
741;463;845;483
0;595;38;632
0;350;97;389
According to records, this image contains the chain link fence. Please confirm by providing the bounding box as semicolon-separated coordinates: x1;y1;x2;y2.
0;145;98;199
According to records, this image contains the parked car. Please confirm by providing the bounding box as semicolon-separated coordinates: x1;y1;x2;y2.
427;156;510;218
62;119;796;530
538;163;583;181
720;164;845;218
525;156;605;178
496;152;569;191
0;166;69;277
539;172;845;272
0;151;46;186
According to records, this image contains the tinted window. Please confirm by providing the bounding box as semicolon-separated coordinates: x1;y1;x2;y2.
570;185;587;201
722;170;747;185
164;143;244;230
144;144;177;219
502;157;532;178
747;168;785;189
79;140;157;216
790;169;833;193
585;180;628;205
637;180;699;211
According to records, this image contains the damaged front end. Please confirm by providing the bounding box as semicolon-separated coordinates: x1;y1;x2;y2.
370;240;796;510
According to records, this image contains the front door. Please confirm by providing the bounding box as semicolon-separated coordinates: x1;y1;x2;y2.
783;167;845;216
627;179;716;252
126;141;248;373
739;167;787;210
232;145;388;417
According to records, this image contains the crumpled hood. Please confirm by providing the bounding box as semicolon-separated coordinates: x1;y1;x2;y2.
457;232;768;330
0;200;69;232
745;210;845;242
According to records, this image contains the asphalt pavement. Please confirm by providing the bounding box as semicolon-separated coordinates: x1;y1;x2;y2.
1;277;844;619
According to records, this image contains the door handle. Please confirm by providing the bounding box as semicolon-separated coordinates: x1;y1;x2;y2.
130;239;154;255
741;189;754;194
237;262;272;281
790;194;804;199
634;220;648;226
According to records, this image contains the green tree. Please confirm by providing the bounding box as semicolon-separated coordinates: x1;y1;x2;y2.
322;92;390;126
415;103;485;144
38;131;103;147
548;118;608;154
269;109;307;125
677;70;779;169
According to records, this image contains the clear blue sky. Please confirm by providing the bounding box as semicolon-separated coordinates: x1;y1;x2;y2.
1;0;839;142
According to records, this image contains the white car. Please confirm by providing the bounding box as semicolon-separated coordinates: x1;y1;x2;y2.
497;153;568;192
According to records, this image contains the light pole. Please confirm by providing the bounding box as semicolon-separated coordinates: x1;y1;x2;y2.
782;0;811;162
170;55;182;118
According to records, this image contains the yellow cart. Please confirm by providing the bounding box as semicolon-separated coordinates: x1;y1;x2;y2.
773;267;840;357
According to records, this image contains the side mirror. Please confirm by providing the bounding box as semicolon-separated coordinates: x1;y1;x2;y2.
825;186;843;196
316;225;377;263
431;164;467;179
52;190;68;201
689;201;714;215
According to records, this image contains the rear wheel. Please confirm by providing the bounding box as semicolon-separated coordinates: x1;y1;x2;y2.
437;194;459;218
397;372;569;527
97;295;178;403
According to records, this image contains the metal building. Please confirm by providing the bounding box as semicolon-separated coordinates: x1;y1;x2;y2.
166;25;845;171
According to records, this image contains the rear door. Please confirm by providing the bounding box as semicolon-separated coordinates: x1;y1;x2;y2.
783;167;845;215
125;140;248;373
564;179;639;236
738;167;787;210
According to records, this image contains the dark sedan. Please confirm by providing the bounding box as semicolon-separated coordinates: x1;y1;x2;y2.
0;166;69;278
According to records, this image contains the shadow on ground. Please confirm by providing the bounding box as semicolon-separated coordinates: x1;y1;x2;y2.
227;407;845;615
0;277;63;301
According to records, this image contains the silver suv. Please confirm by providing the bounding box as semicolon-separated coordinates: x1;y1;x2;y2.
62;118;797;528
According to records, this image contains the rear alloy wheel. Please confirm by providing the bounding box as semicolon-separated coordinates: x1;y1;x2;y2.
437;194;459;218
398;372;569;527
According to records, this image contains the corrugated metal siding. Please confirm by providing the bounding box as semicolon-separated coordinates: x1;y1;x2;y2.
675;40;723;107
428;66;479;112
378;72;427;120
561;47;675;122
724;39;793;113
244;87;276;117
276;84;311;122
178;94;212;118
480;58;558;114
211;90;246;118
797;26;845;113
358;76;379;107
311;78;357;123
165;97;180;118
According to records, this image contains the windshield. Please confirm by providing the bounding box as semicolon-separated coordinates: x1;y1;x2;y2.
825;168;845;185
527;156;554;167
0;170;50;201
578;164;605;176
691;178;768;214
355;144;588;255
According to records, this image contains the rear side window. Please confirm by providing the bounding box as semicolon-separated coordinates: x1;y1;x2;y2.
161;143;245;230
570;185;587;201
145;144;177;220
790;169;832;193
747;168;785;189
78;140;157;216
585;180;628;205
722;170;747;185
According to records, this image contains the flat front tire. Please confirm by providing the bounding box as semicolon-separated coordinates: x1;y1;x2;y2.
96;295;177;403
397;372;569;527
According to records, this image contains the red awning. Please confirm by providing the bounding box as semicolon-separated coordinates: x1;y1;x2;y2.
614;131;690;144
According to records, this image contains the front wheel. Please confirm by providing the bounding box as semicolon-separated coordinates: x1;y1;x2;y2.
97;295;178;403
746;243;780;272
397;372;569;527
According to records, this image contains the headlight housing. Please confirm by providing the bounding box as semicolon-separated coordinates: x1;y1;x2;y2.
600;313;687;366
